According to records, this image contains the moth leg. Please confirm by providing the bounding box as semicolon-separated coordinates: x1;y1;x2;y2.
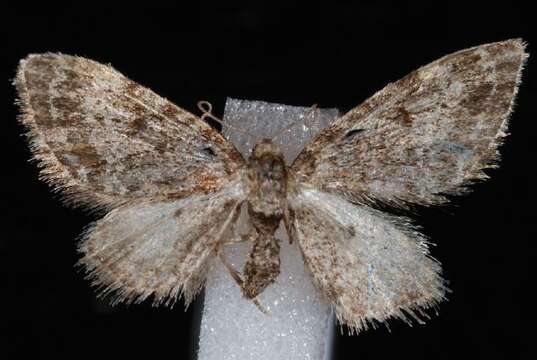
220;202;253;245
221;236;246;245
222;226;257;245
210;201;247;283
283;207;296;244
213;206;268;313
217;249;268;314
217;250;244;286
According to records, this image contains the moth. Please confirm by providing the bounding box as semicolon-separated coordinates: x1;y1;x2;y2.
15;39;527;332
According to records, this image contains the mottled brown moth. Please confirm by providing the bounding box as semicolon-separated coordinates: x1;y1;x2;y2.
14;39;527;332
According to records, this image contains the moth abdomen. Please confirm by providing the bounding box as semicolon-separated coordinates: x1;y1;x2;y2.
242;226;281;299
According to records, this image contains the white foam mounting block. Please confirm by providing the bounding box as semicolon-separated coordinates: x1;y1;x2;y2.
197;98;339;360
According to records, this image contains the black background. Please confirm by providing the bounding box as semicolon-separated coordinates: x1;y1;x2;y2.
6;2;534;360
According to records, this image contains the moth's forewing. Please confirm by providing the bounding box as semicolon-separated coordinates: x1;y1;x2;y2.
292;39;527;207
15;53;245;211
15;53;248;305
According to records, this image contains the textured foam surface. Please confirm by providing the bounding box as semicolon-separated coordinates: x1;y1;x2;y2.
197;98;339;360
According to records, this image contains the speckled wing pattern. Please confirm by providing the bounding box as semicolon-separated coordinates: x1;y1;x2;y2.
15;53;245;210
293;39;527;206
79;180;244;305
15;53;247;304
15;40;527;330
288;188;445;331
289;39;527;331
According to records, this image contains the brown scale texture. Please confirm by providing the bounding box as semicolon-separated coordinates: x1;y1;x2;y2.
14;39;527;333
15;53;248;305
292;39;528;208
15;53;245;211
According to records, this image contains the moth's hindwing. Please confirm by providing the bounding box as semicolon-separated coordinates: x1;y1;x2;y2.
79;178;245;306
288;187;447;333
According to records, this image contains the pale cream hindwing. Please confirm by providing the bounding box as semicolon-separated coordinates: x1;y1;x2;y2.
292;39;527;207
288;187;447;333
15;53;245;210
78;178;245;306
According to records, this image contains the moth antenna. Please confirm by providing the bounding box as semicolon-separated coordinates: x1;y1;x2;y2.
197;101;256;141
271;103;321;143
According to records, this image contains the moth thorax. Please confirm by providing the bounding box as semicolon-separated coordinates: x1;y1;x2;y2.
247;139;287;219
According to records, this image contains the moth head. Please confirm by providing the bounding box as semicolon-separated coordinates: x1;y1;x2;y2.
250;139;284;160
249;139;286;181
